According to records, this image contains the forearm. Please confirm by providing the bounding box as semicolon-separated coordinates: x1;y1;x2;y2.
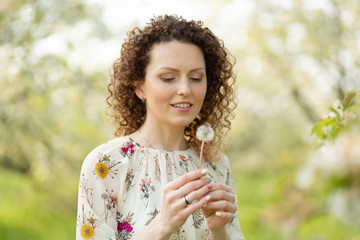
210;228;229;240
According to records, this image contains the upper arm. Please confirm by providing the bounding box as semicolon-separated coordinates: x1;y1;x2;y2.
76;146;128;240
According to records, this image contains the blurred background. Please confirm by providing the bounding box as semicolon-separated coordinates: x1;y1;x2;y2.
1;0;360;239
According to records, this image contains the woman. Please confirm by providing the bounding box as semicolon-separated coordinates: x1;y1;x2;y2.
76;15;245;240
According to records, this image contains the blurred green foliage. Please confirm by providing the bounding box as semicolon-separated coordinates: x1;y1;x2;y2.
311;91;359;140
1;0;360;239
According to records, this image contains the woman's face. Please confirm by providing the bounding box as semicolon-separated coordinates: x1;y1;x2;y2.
138;41;207;129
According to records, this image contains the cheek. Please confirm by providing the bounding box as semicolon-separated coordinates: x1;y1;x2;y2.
199;82;207;101
145;83;166;100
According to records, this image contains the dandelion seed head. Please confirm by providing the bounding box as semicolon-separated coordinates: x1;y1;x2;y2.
196;125;214;142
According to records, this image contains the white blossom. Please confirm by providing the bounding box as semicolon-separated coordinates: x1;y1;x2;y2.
329;112;337;119
332;99;342;109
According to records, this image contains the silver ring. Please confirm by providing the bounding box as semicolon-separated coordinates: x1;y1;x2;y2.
184;195;191;205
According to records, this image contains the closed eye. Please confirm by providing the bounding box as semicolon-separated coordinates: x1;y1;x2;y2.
190;78;201;82
161;78;175;82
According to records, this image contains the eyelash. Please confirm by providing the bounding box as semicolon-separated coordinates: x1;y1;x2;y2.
161;78;175;82
161;78;202;82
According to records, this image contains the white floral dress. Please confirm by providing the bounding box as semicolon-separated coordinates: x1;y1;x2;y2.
76;136;245;240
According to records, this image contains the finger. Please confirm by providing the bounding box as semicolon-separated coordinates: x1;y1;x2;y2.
176;177;210;198
186;182;212;205
166;169;209;190
171;182;212;211
206;190;235;204
207;183;233;193
183;194;212;216
213;211;233;219
203;200;235;213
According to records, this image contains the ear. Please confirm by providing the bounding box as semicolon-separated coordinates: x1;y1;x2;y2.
133;80;145;100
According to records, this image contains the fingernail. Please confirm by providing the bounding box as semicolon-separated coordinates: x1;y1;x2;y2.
216;212;222;216
207;184;212;189
207;177;211;183
202;204;207;208
206;195;211;201
201;169;208;174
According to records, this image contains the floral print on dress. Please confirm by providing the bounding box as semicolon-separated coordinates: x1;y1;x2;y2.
229;206;238;226
116;212;135;240
192;210;205;229
145;207;159;225
179;155;190;172
79;176;94;207
101;193;117;221
93;153;120;179
153;157;161;182
202;229;210;240
225;167;231;186
164;152;182;176
125;169;135;192
139;178;155;208
171;226;186;240
77;204;102;240
120;141;135;158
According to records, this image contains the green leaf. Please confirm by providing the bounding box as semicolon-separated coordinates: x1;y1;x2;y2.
311;118;336;138
342;91;357;110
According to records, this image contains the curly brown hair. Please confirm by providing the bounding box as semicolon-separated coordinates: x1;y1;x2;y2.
106;15;237;161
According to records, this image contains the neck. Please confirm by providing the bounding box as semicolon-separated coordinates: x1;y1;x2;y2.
136;118;188;151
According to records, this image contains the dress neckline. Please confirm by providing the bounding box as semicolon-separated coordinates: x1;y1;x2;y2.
126;136;192;154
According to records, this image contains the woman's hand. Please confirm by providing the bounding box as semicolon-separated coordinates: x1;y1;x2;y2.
143;169;212;239
201;183;236;233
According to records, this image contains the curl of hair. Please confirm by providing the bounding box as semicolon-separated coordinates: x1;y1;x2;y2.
106;15;237;161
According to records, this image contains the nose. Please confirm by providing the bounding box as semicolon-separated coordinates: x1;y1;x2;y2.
177;78;191;96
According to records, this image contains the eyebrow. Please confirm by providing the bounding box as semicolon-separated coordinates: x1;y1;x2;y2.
158;67;205;72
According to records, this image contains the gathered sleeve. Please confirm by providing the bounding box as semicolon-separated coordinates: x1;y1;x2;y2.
211;154;246;240
76;142;129;240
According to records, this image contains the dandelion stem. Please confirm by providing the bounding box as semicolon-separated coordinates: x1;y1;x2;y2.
199;141;205;168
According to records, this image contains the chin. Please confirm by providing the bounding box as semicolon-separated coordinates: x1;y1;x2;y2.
171;117;196;127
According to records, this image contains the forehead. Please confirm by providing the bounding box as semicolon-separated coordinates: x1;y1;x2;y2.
146;41;206;71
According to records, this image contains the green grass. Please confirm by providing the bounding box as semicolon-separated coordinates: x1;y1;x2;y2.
231;160;360;240
298;214;360;240
0;167;76;240
234;166;283;240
